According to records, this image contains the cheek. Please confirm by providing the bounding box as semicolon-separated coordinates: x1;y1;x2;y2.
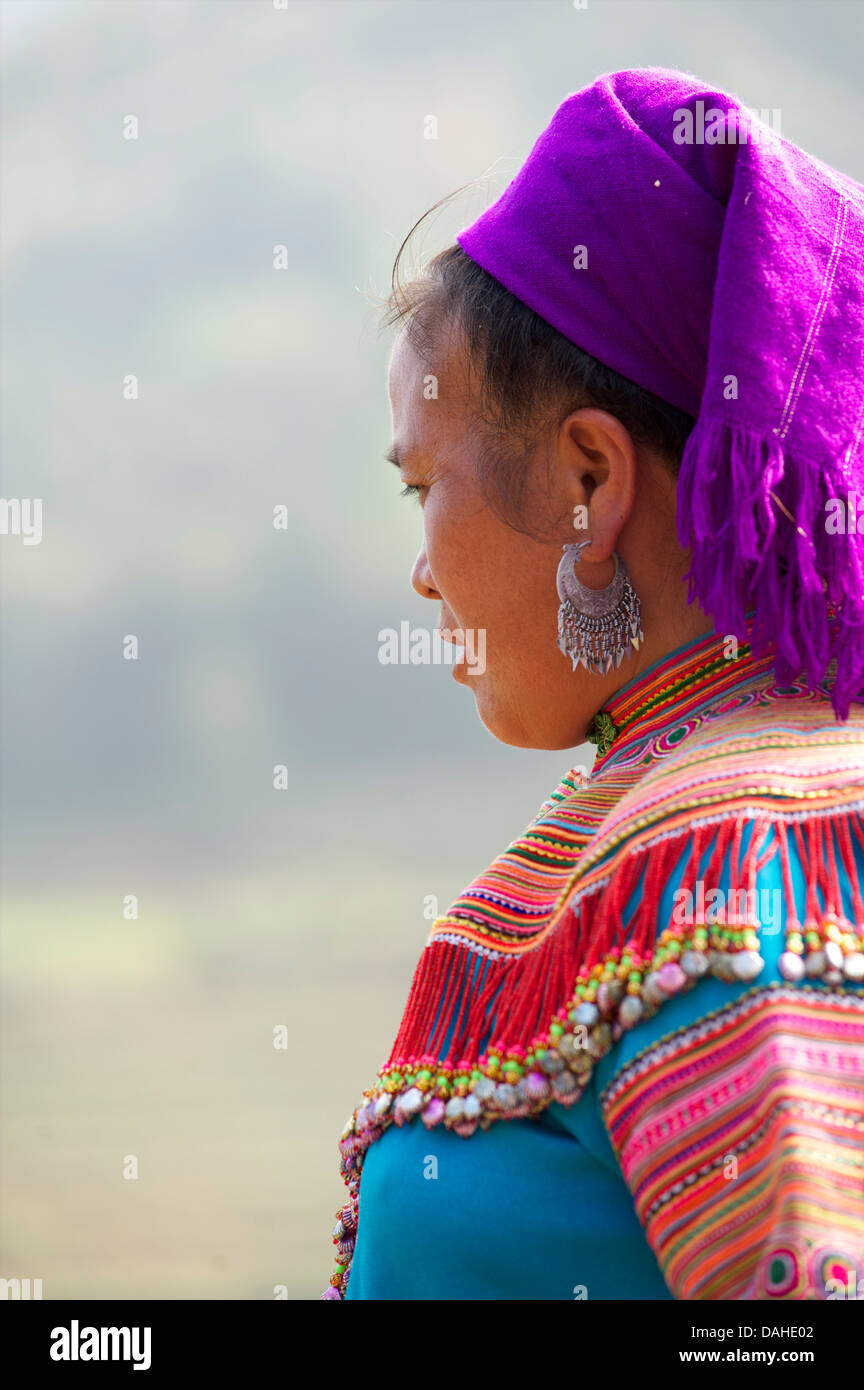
428;496;555;643
422;491;481;607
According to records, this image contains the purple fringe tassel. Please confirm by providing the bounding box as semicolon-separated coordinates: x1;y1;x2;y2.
676;411;864;721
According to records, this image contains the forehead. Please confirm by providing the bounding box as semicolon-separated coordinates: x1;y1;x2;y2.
387;319;471;423
387;325;425;399
386;323;485;485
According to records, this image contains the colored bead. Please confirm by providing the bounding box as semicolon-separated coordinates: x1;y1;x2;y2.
680;949;709;978
538;1049;565;1075
557;1032;581;1061
494;1082;520;1110
779;951;806;981
843;951;864;982
572;1001;600;1027
421;1097;446;1129
597;979;624;1014
586;1022;612;1058
551;1070;579;1100
642;973;666;1005
731;949;764;981
454;1119;479;1137
709;950;737;982
619;994;644;1028
805;950;826;977
656;961;688;995
393;1087;424;1123
521;1070;551;1101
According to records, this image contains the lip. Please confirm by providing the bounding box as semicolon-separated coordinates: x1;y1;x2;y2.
437;618;465;677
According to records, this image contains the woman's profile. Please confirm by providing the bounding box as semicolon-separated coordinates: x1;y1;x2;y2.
323;67;864;1301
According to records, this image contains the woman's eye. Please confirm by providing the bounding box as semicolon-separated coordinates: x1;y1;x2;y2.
400;483;424;501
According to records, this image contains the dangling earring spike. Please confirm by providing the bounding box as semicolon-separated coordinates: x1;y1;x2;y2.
556;540;644;675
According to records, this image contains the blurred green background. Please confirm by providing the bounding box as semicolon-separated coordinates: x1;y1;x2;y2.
1;0;861;1300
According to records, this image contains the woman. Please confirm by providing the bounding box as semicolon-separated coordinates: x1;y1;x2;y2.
323;68;864;1300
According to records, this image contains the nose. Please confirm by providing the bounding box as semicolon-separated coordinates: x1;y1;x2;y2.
411;546;440;601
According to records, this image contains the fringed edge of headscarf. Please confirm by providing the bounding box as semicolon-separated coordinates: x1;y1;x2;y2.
676;410;864;721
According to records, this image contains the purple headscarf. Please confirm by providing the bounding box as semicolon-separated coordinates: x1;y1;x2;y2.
455;68;864;718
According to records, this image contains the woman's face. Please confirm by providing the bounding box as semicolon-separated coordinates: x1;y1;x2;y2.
386;321;629;750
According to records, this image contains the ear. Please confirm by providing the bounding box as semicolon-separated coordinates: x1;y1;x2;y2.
557;408;638;564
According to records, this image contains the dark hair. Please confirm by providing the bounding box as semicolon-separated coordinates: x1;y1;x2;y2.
380;203;695;534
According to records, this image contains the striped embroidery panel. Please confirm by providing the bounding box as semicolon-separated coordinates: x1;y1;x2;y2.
437;765;629;946
560;691;864;895
601;985;864;1299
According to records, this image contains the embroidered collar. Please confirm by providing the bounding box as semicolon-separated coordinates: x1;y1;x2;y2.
586;625;776;763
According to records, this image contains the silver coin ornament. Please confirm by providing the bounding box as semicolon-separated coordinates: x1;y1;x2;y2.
556;541;644;675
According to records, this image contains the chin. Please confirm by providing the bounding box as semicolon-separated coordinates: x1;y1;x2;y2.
471;686;585;752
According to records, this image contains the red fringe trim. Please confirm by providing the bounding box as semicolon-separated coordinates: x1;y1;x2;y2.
385;809;861;1071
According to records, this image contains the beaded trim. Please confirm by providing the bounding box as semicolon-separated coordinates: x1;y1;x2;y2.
324;908;864;1297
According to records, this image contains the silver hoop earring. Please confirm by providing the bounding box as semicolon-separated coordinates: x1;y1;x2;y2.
556;541;644;675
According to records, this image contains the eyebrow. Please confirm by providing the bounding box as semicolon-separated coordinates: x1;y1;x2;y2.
385;444;442;474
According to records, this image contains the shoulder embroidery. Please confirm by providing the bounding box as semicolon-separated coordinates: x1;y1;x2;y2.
600;984;864;1298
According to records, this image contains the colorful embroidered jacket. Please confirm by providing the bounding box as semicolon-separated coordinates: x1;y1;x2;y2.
323;630;864;1300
